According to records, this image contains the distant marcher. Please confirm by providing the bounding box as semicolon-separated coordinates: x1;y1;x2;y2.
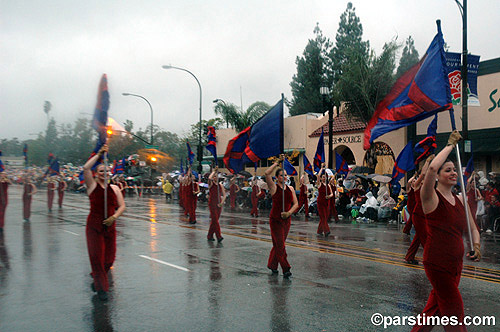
316;164;333;236
0;173;11;232
229;176;240;210
207;167;226;242
250;176;261;217
22;174;37;222
47;176;57;212
57;175;68;208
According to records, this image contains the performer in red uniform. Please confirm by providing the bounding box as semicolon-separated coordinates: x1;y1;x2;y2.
22;174;37;222
297;174;309;219
229;176;239;210
47;176;57;212
411;131;480;332
250;175;261;217
83;144;126;301
328;176;339;223
57;175;67;209
0;173;11;232
185;169;199;224
316;165;333;236
405;157;432;264
208;167;226;242
265;157;298;278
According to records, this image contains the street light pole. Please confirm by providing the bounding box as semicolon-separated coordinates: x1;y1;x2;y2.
454;0;468;161
162;65;203;173
122;93;154;145
320;86;333;169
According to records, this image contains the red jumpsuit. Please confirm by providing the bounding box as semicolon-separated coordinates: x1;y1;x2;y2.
412;190;467;332
186;182;198;223
267;185;293;273
403;188;416;235
317;183;331;235
405;189;427;262
179;182;184;209
23;183;33;220
229;183;237;210
328;185;339;222
298;184;309;217
57;180;65;208
86;185;119;292
0;182;8;229
250;184;260;216
47;181;56;211
208;183;223;240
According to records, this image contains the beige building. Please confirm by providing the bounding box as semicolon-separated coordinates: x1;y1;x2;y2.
213;57;500;179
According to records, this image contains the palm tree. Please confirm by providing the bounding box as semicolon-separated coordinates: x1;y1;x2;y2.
214;101;271;132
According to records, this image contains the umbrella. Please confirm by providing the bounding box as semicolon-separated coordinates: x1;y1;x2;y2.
241;186;252;192
199;183;209;188
372;174;392;183
325;169;334;177
238;170;252;178
351;166;374;174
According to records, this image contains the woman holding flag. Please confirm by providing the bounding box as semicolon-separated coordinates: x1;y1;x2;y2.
57;175;67;209
297;174;310;219
411;131;480;331
229;176;240;210
0;171;11;232
46;176;57;212
22;172;37;222
264;156;298;278
83;144;125;301
316;164;333;236
250;175;261;217
207;166;225;242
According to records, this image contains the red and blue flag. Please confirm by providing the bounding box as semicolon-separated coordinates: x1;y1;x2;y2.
187;141;195;165
414;114;438;165
391;141;415;184
313;129;325;173
283;158;297;176
46;158;60;177
180;159;185;175
206;126;217;161
0;151;4;172
364;22;452;150
336;152;349;175
23;144;28;165
303;154;314;177
91;74;110;154
223;99;283;174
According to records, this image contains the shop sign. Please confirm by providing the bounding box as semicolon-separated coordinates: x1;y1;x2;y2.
324;135;362;145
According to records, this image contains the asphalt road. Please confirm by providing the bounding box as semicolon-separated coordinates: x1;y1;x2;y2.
1;186;499;331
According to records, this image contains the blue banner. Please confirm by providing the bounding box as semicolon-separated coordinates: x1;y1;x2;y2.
445;52;480;106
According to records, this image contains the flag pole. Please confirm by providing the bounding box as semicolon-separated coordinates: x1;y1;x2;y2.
281;94;285;213
104;150;108;219
449;111;474;254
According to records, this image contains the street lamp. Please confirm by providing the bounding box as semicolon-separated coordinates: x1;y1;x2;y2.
162;65;203;173
122;93;154;145
213;98;229;128
320;86;333;169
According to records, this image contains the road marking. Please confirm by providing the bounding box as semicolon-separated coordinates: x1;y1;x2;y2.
138;255;190;272
63;230;79;236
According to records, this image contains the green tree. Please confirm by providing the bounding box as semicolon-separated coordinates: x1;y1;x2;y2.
396;36;420;78
214;101;271;132
289;23;332;116
45;117;58;150
329;2;370;90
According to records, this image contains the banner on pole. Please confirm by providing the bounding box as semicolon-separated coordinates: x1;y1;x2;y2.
445;52;481;106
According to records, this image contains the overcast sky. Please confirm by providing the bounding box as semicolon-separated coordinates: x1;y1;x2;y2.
1;0;499;141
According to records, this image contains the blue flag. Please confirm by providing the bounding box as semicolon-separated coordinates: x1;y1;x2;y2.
187;142;195;165
364;22;452;150
0;151;4;173
414;114;438;165
336;152;349;175
303;154;314;177
283;158;297;176
46;158;60;177
223;99;283;174
23;144;28;166
206;126;217;161
391;141;415;184
313;129;325;173
91;74;110;154
180;159;185;176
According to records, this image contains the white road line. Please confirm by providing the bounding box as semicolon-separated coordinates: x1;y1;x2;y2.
63;230;79;236
138;255;190;272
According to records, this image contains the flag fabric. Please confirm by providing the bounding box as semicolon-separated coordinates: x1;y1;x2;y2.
46;158;60;177
91;74;110;154
78;171;85;185
364;22;452;150
464;155;474;183
23;144;28;165
283;158;297;176
313;129;325;173
391;141;415;184
303;154;314;177
223;99;283;174
0;151;4;173
187;142;195;165
206;126;217;161
115;157;125;174
336;152;349;175
180;159;185;176
414;114;438;165
111;160;117;175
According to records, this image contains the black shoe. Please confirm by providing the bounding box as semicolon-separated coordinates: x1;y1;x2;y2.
217;237;224;243
405;259;419;265
325;232;331;237
91;282;96;292
189;220;197;224
97;290;108;301
207;238;215;241
269;268;278;275
283;271;292;278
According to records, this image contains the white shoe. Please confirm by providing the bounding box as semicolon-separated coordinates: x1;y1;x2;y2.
486;229;493;235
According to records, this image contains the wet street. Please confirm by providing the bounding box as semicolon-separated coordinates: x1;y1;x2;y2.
1;186;499;332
